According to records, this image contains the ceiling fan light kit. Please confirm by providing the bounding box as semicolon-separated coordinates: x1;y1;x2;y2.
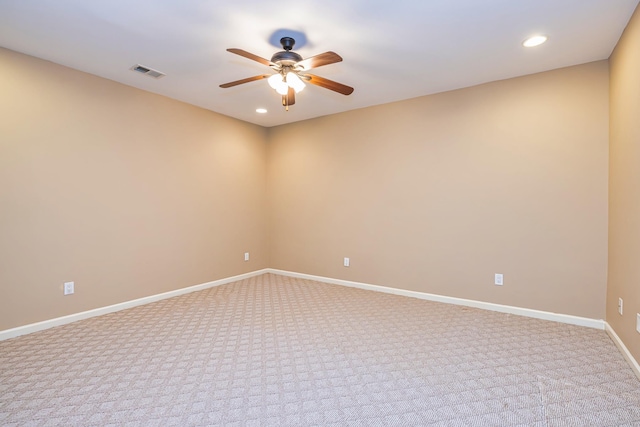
220;36;354;111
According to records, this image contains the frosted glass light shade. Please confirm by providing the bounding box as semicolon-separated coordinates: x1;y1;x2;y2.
268;74;284;89
286;72;305;93
268;74;288;95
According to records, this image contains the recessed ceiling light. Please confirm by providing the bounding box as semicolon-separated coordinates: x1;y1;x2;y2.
256;108;268;114
523;35;548;47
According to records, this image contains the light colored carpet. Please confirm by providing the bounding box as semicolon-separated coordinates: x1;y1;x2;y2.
1;273;639;426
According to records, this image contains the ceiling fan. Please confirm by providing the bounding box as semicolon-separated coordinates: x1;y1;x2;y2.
220;37;354;110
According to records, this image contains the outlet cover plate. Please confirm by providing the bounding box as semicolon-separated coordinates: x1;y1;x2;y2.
494;273;503;286
343;257;350;267
64;281;74;295
637;313;640;334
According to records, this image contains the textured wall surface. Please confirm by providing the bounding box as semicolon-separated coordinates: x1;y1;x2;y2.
268;61;609;319
0;48;268;330
608;4;640;362
0;49;614;332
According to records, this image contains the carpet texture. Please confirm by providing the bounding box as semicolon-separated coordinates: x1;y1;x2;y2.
1;273;639;426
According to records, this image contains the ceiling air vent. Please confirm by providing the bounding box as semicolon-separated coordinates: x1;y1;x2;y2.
130;64;166;79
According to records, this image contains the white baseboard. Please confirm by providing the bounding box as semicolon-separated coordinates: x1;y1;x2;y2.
0;268;269;341
605;322;640;381
267;268;606;330
0;267;607;341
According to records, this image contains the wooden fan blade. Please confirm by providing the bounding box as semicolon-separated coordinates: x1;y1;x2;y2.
219;74;270;88
226;48;273;67
296;51;343;71
305;74;354;95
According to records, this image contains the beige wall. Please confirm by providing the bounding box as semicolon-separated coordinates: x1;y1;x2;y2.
609;4;640;361
0;45;614;332
0;48;268;330
268;61;610;319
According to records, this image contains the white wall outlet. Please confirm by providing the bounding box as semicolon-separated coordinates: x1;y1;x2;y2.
636;313;640;334
343;257;350;267
494;273;503;286
244;252;249;262
63;281;74;295
618;298;624;315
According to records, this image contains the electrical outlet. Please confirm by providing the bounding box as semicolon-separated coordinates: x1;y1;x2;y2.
494;273;503;286
637;314;640;334
63;281;74;295
244;252;249;262
618;298;623;315
343;257;350;267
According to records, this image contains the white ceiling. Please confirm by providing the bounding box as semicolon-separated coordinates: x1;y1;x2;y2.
1;0;638;127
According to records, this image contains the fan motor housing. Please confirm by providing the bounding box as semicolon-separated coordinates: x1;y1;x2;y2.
271;50;303;66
